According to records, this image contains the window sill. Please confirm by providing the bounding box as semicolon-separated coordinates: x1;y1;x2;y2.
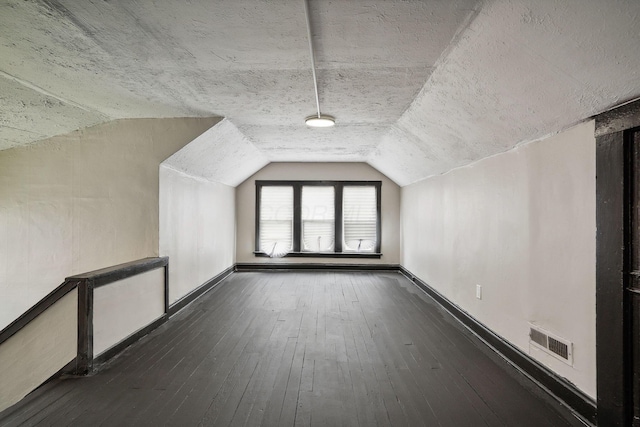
253;251;382;259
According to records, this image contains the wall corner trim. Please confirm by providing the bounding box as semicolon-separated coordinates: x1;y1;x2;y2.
398;266;596;425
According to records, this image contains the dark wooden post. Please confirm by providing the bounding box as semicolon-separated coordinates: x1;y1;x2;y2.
595;99;640;426
76;279;94;375
595;131;627;426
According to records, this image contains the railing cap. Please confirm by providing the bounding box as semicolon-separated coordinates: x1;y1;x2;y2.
66;257;169;288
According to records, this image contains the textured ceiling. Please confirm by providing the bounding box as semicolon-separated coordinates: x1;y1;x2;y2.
163;119;269;187
1;0;639;186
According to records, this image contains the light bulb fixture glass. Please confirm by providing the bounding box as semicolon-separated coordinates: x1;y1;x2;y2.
305;114;335;128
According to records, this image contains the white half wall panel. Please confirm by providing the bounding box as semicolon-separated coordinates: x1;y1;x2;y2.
0;289;77;412
93;268;165;356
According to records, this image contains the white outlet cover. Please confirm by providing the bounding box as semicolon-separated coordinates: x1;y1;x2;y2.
476;284;482;299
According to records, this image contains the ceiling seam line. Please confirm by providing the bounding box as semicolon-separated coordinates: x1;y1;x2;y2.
0;70;111;119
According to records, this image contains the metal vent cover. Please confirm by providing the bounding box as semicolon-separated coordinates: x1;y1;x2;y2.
529;324;573;365
529;328;547;348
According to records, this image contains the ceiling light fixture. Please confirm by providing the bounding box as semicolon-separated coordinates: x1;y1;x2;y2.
303;0;335;128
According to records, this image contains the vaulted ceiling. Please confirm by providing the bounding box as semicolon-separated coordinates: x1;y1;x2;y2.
2;0;639;186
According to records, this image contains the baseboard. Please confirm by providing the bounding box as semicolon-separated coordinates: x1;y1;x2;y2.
235;263;400;272
93;314;169;367
168;265;235;316
398;266;596;425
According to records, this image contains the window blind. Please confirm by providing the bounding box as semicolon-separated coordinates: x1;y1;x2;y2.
259;186;293;254
301;186;335;252
343;186;377;252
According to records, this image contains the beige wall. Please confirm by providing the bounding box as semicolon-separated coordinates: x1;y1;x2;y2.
159;166;236;303
93;268;165;356
0;117;219;329
0;288;77;412
235;162;400;265
401;121;596;398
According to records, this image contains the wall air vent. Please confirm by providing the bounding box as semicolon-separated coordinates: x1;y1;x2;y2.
528;324;573;366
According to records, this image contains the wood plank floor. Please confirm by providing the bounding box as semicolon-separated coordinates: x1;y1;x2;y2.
0;272;587;426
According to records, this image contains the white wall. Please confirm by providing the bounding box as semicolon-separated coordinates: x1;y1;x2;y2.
401;121;596;398
93;268;165;356
0;288;77;412
159;166;235;304
0;117;219;329
235;162;400;265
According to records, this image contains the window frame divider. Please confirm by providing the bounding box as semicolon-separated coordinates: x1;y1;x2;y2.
293;183;302;253
335;184;343;253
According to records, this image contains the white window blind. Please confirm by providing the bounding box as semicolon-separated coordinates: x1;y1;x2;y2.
301;186;335;252
343;186;377;252
259;186;293;255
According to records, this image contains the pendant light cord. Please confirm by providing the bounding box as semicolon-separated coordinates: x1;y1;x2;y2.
303;0;321;119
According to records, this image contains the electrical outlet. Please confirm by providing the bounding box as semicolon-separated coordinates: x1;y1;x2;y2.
476;284;482;300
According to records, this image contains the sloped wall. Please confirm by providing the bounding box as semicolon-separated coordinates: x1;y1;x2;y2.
401;121;596;397
0;117;219;329
159;166;235;304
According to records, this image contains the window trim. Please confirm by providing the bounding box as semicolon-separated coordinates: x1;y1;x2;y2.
255;180;382;258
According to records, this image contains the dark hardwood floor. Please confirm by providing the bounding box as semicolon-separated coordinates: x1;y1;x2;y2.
1;272;587;426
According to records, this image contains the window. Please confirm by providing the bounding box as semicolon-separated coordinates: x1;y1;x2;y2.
343;186;377;252
301;186;335;252
255;181;381;258
258;186;293;257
